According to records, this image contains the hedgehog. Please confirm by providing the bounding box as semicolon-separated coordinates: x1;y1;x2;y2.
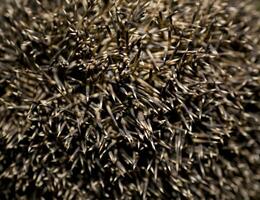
0;0;259;199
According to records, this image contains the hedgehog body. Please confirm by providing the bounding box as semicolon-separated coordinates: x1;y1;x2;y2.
0;0;259;199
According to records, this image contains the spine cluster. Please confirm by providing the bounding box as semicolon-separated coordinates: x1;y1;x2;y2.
0;0;259;199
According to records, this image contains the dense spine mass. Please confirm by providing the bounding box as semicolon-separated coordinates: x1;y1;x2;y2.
0;0;259;199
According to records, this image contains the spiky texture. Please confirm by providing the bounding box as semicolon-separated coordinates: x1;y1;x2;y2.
0;0;259;199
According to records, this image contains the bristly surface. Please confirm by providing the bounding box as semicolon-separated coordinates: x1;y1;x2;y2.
0;0;259;199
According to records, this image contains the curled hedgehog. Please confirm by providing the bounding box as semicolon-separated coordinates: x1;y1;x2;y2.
0;0;259;199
